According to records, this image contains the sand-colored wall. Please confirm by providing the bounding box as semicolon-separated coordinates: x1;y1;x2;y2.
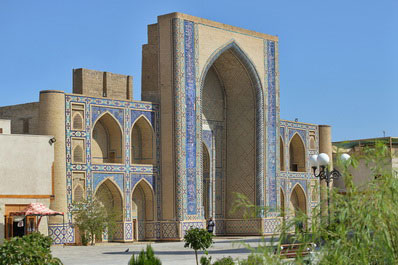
0;134;54;195
0;102;40;134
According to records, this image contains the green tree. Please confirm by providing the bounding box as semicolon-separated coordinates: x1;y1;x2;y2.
72;199;117;245
128;245;161;265
184;227;214;265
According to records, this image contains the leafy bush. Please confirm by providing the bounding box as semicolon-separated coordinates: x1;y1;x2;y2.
184;228;214;265
0;232;62;265
128;245;161;265
201;255;235;265
213;256;235;265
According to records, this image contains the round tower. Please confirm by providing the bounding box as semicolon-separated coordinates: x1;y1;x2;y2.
318;125;332;218
39;90;67;224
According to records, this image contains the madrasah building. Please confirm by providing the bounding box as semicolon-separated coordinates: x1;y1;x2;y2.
0;13;333;244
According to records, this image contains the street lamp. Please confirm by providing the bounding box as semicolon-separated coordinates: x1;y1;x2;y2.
310;153;350;224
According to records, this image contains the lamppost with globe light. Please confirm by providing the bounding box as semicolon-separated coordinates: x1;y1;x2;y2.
309;153;350;225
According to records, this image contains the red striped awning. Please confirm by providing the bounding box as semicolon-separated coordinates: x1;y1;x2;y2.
9;203;64;216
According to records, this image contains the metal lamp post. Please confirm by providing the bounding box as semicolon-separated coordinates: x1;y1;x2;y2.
310;153;350;225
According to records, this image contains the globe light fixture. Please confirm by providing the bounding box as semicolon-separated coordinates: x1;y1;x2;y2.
310;152;349;225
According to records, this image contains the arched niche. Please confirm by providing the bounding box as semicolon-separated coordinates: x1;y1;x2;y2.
73;145;84;163
94;178;123;226
202;143;211;220
280;188;285;217
92;113;123;164
131;179;155;240
280;136;285;171
200;42;264;219
289;134;306;172
72;112;84;130
131;116;155;165
289;184;307;217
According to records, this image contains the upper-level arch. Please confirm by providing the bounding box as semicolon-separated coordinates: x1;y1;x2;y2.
91;112;123;164
289;133;306;172
131;115;155;165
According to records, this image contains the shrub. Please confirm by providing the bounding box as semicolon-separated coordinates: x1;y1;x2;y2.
184;228;214;265
0;232;62;265
213;256;235;265
128;245;161;265
72;199;118;245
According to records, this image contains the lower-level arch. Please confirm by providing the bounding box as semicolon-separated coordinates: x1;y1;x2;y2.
131;179;154;240
289;184;307;216
94;178;123;241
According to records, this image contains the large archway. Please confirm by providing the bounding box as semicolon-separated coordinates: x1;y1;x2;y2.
200;42;264;219
131;116;155;165
131;179;154;240
94;179;123;241
289;134;306;172
92;113;123;164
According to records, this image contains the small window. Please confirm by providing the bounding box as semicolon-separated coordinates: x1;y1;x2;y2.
73;114;83;130
22;119;29;134
0;128;3;134
74;185;84;202
73;146;84;163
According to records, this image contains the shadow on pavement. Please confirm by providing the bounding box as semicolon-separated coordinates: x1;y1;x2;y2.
103;248;252;256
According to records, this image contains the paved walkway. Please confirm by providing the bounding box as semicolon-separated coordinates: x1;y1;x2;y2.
52;237;274;265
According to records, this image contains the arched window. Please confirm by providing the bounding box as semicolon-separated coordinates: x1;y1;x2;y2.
309;135;316;150
131;116;154;165
280;136;285;171
92;113;123;164
289;134;306;172
73;185;84;202
73;113;83;130
73;145;84;163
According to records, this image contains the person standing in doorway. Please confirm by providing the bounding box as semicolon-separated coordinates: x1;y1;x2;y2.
207;217;215;234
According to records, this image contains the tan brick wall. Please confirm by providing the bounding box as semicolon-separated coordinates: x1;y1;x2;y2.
73;68;133;100
0;102;40;134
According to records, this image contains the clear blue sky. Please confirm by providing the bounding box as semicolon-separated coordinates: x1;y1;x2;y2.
0;0;397;141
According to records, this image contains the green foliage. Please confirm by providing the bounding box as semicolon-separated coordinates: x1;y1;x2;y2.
236;141;398;265
0;232;62;265
213;256;235;265
201;255;235;265
72;199;118;245
184;228;214;265
128;245;161;265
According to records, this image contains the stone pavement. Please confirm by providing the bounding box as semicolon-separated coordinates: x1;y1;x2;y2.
52;236;274;265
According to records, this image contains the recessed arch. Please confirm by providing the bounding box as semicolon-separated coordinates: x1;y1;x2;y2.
280;136;285;171
131;115;155;165
289;183;307;216
200;41;265;218
131;178;155;240
91;112;123;164
73;184;84;202
72;112;84;130
289;133;306;172
73;145;84;163
202;142;211;220
280;187;285;217
94;178;124;229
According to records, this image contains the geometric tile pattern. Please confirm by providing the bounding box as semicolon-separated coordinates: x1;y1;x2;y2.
266;40;278;211
63;94;160;243
279;120;319;215
48;224;74;244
